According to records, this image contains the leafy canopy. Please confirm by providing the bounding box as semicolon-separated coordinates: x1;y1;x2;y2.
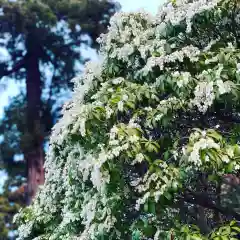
15;0;240;239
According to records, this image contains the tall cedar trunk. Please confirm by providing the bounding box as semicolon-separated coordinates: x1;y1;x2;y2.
25;50;45;204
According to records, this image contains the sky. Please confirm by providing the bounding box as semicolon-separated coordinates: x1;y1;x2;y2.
0;0;164;187
119;0;162;14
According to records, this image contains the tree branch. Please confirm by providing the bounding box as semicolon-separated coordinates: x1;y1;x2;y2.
182;191;240;221
58;39;89;51
0;57;27;79
215;109;240;124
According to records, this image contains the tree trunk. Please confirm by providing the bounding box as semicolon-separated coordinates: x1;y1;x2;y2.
25;50;45;204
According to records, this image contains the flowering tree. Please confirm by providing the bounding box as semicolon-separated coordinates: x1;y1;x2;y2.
15;0;240;239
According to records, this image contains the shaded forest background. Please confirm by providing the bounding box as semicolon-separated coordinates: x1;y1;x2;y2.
0;0;120;238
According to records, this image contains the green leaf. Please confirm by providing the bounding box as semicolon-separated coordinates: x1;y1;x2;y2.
114;65;120;73
208;174;220;183
171;181;179;191
144;202;148;212
164;192;172;200
162;116;169;127
145;142;159;153
220;236;229;240
148;201;156;214
164;151;170;160
126;101;135;109
231;226;240;232
191;236;203;240
110;96;121;104
132;230;141;240
234;145;240;156
226;162;234;173
230;221;236;227
207;129;222;141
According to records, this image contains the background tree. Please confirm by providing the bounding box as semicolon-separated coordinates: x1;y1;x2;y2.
0;0;118;203
15;0;240;239
0;94;28;239
0;178;26;239
0;0;119;238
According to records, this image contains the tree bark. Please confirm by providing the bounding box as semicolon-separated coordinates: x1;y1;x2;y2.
25;50;45;204
182;191;240;220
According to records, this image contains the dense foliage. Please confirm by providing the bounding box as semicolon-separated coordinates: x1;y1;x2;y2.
15;0;240;239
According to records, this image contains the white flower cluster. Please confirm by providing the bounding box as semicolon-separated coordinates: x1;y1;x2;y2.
216;79;232;95
73;61;103;104
192;81;215;113
172;71;191;88
157;0;220;32
192;64;234;112
139;45;200;76
135;162;180;210
50;61;103;146
98;11;154;65
203;38;220;52
182;130;239;170
188;137;220;167
144;97;185;128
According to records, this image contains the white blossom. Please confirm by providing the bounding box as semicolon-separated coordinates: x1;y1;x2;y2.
237;63;240;73
105;105;114;119
235;164;240;170
117;101;124;112
216;79;231;95
157;0;220;33
192;81;215;113
112;77;124;85
222;155;230;163
188;137;220;166
129;135;139;143
122;94;129;101
110;125;118;140
133;153;145;164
